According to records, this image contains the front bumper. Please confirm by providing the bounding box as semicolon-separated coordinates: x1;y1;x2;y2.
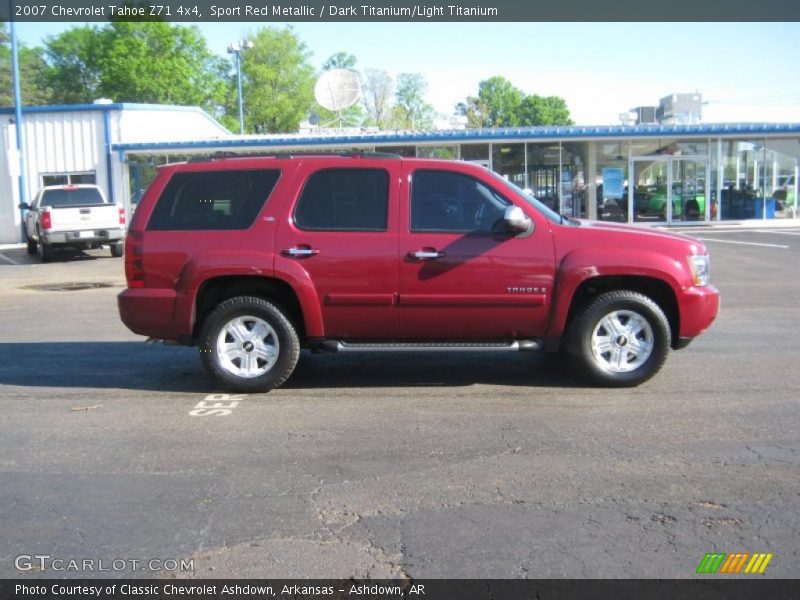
678;284;720;340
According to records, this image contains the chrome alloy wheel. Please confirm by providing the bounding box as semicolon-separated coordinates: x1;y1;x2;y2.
590;310;654;373
216;316;279;379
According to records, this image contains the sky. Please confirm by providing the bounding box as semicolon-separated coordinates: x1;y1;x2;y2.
14;21;800;126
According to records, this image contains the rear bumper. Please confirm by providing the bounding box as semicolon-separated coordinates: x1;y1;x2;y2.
678;284;720;340
118;288;181;340
42;228;124;245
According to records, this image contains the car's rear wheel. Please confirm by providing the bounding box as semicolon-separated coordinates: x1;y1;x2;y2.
198;296;300;393
566;290;670;386
37;240;52;263
26;238;37;254
110;242;124;258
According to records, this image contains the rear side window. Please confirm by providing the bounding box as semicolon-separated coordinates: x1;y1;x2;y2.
41;187;105;207
147;169;280;231
294;168;389;231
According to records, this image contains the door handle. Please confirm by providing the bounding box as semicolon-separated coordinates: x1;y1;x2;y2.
408;250;445;260
282;247;319;257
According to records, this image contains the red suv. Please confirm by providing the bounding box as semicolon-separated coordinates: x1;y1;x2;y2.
118;154;719;391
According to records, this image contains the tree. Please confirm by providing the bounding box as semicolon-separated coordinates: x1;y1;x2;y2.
322;51;357;71
240;26;315;133
0;23;53;106
394;73;435;130
43;22;226;112
458;76;573;127
43;25;103;104
519;95;573;126
360;68;393;129
98;22;225;108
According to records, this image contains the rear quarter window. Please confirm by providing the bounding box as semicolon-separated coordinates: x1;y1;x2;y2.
147;169;280;231
293;168;389;231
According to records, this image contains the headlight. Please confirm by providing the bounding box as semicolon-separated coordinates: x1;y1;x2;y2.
687;254;710;286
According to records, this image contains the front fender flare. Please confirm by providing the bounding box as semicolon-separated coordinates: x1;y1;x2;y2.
545;248;686;339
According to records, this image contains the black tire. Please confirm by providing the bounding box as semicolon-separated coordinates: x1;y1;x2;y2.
26;238;37;254
565;290;671;387
110;242;124;258
198;296;300;393
37;240;52;263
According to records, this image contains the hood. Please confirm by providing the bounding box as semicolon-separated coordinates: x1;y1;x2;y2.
573;219;707;251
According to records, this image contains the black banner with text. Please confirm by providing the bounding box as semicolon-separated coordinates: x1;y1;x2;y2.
3;0;800;22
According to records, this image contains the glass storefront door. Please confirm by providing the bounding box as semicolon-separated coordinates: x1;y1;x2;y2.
631;159;669;223
630;156;708;224
670;158;707;222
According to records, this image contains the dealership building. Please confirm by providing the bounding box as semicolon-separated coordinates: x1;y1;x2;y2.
1;101;799;244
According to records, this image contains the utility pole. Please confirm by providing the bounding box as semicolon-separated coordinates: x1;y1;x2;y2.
9;16;28;241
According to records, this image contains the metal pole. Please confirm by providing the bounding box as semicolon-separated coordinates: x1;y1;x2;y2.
10;18;28;241
236;50;244;135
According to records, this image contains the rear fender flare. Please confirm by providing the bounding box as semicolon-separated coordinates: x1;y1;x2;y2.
178;251;324;340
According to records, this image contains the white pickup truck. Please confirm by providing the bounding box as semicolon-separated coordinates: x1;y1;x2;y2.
21;184;126;262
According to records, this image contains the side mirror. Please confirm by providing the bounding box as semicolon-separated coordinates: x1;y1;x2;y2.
503;205;532;234
18;203;30;210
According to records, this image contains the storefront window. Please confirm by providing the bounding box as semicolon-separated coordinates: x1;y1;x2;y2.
765;140;799;219
559;144;586;218
593;141;629;222
525;143;559;211
416;146;457;159
460;144;490;163
718;139;766;220
630;138;707;157
379;145;415;157
492;143;526;190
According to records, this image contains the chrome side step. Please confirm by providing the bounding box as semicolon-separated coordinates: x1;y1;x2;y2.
318;340;542;353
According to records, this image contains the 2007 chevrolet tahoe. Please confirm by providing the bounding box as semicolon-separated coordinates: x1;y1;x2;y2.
118;154;719;391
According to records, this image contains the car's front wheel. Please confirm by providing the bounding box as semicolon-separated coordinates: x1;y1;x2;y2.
198;296;300;393
566;290;671;386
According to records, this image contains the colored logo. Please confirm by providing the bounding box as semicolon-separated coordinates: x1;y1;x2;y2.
696;552;773;574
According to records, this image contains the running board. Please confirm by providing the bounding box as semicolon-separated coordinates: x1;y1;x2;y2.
317;340;542;353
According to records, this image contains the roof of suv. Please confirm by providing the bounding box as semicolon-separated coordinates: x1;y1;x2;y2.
184;151;404;164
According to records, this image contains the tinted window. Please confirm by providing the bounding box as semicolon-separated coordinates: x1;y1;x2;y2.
148;170;279;231
411;170;510;233
294;168;388;231
40;187;105;207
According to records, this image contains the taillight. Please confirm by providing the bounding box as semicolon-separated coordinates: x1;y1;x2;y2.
125;230;144;288
41;210;52;230
119;206;126;226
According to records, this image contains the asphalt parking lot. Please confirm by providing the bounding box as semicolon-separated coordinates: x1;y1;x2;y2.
0;227;798;579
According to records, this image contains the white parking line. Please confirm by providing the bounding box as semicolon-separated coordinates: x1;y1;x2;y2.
754;229;800;236
670;228;800;234
696;238;789;249
0;253;19;265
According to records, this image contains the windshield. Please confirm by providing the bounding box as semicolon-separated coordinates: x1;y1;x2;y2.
41;187;106;207
487;171;565;224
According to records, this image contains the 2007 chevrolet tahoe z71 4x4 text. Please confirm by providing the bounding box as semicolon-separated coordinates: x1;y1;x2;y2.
118;154;719;391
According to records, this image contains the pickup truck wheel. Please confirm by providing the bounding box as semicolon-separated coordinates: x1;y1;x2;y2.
567;291;670;387
198;296;300;393
26;238;37;254
36;240;52;263
110;242;124;258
